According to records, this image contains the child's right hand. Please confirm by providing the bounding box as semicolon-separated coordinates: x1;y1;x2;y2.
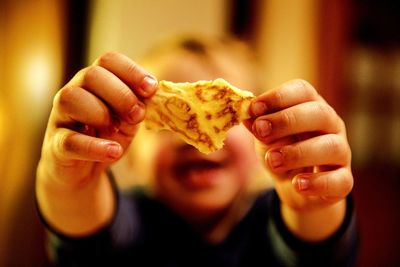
36;52;157;235
38;52;157;187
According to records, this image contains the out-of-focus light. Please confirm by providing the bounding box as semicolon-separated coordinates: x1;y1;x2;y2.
24;51;53;106
18;46;63;124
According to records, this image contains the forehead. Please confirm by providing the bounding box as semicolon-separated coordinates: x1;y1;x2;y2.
144;48;259;94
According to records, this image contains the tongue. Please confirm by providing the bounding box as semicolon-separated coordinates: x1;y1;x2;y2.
176;160;221;174
185;168;222;189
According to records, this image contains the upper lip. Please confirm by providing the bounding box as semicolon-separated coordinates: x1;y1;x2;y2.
172;145;230;174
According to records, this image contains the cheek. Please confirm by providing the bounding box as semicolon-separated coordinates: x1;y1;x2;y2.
153;135;175;178
224;125;258;177
153;141;178;200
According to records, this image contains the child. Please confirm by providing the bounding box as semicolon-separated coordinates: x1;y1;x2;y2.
36;36;358;266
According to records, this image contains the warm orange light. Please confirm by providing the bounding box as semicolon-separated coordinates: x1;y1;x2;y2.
24;51;54;106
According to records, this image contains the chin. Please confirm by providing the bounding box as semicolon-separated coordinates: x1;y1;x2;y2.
173;189;239;221
192;194;231;211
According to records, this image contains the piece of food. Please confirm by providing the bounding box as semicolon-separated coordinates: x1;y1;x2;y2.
144;78;254;154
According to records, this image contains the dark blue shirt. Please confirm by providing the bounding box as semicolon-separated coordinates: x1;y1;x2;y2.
43;185;358;267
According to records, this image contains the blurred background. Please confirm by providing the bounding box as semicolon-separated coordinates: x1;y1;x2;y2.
0;0;399;266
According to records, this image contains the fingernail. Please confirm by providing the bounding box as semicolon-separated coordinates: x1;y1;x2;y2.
251;101;268;116
128;102;145;124
268;151;283;168
107;143;122;159
254;119;272;138
293;177;310;191
140;76;157;96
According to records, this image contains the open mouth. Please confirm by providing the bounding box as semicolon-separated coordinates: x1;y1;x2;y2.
171;147;231;189
174;159;224;176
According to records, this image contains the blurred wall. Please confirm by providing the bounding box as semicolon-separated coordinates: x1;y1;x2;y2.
87;0;229;64
256;0;318;89
343;1;400;266
0;0;66;266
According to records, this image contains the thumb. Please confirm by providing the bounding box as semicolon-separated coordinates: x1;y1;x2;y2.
54;128;123;163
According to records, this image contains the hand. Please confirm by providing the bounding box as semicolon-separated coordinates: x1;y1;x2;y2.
40;51;157;187
245;79;353;211
36;52;157;235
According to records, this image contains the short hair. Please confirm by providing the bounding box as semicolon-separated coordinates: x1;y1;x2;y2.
140;34;262;94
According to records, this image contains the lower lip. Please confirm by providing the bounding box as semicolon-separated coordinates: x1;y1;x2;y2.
178;167;225;190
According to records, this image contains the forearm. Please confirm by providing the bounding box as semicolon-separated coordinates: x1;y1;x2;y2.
36;161;116;237
281;199;346;242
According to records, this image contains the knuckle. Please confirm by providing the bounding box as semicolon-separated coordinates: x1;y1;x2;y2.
89;104;111;127
280;110;296;130
337;116;347;132
99;106;112;126
314;102;340;130
314;102;333;117
334;170;354;198
83;139;97;156
120;88;137;108
96;51;119;66
321;170;354;200
54;86;75;110
269;90;284;110
342;172;354;195
284;144;304;164
54;131;75;157
321;175;330;193
61;133;77;155
295;79;318;100
325;135;344;156
80;66;103;86
325;135;351;164
125;61;143;81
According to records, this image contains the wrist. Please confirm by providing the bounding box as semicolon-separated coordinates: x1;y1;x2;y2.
281;199;346;242
36;165;116;236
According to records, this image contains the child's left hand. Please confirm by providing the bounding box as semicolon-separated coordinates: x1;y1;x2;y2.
245;79;353;212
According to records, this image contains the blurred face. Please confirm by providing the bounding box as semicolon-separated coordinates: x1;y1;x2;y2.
147;48;260;223
154;124;258;221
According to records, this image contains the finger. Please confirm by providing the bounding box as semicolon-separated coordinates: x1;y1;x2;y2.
251;101;342;143
249;79;321;117
265;134;351;173
292;168;354;200
100;120;141;148
53;85;115;129
93;51;158;98
68;65;145;125
53;128;123;162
